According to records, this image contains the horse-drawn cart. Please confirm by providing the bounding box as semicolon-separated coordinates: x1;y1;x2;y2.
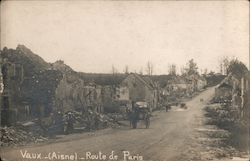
129;102;151;129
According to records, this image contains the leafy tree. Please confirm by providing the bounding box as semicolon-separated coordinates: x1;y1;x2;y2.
184;59;199;76
227;59;248;77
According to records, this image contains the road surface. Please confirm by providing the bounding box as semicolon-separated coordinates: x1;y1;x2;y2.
1;87;216;161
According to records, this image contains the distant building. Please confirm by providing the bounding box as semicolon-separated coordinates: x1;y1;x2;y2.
162;76;192;98
197;76;207;91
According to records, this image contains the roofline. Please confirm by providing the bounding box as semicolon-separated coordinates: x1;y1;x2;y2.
129;73;155;90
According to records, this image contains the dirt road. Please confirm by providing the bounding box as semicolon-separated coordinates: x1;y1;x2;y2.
1;87;216;161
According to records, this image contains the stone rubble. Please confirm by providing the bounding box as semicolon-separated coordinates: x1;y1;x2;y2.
0;125;48;147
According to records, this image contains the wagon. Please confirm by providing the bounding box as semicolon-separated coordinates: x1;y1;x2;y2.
130;102;151;129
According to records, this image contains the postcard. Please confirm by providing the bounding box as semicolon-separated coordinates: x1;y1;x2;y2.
0;1;249;161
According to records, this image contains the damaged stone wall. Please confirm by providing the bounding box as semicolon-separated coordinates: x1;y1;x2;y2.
53;60;103;114
54;73;86;112
0;46;63;126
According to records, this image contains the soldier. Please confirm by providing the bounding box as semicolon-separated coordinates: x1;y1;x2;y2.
126;108;133;127
131;105;139;129
165;104;171;112
64;112;75;134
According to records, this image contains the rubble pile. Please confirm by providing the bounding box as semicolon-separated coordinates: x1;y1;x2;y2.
0;126;48;146
93;112;120;128
60;110;119;134
106;113;125;121
0;110;121;147
204;103;249;151
63;110;120;132
204;104;235;128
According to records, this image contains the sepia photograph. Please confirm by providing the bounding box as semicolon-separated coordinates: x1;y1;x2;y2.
0;1;249;161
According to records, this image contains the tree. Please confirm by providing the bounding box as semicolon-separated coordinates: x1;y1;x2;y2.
168;64;177;76
184;59;199;76
227;59;248;77
222;57;229;75
219;56;231;75
111;65;118;75
180;66;185;76
203;68;208;75
139;67;143;75
124;65;129;74
146;61;153;76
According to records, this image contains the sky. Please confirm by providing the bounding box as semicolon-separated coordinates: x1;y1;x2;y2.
1;1;249;75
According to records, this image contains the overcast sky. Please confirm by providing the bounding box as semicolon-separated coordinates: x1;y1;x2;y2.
1;1;249;74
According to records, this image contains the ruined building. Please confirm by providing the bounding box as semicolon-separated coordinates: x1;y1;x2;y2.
52;60;103;114
0;46;64;126
0;45;105;126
